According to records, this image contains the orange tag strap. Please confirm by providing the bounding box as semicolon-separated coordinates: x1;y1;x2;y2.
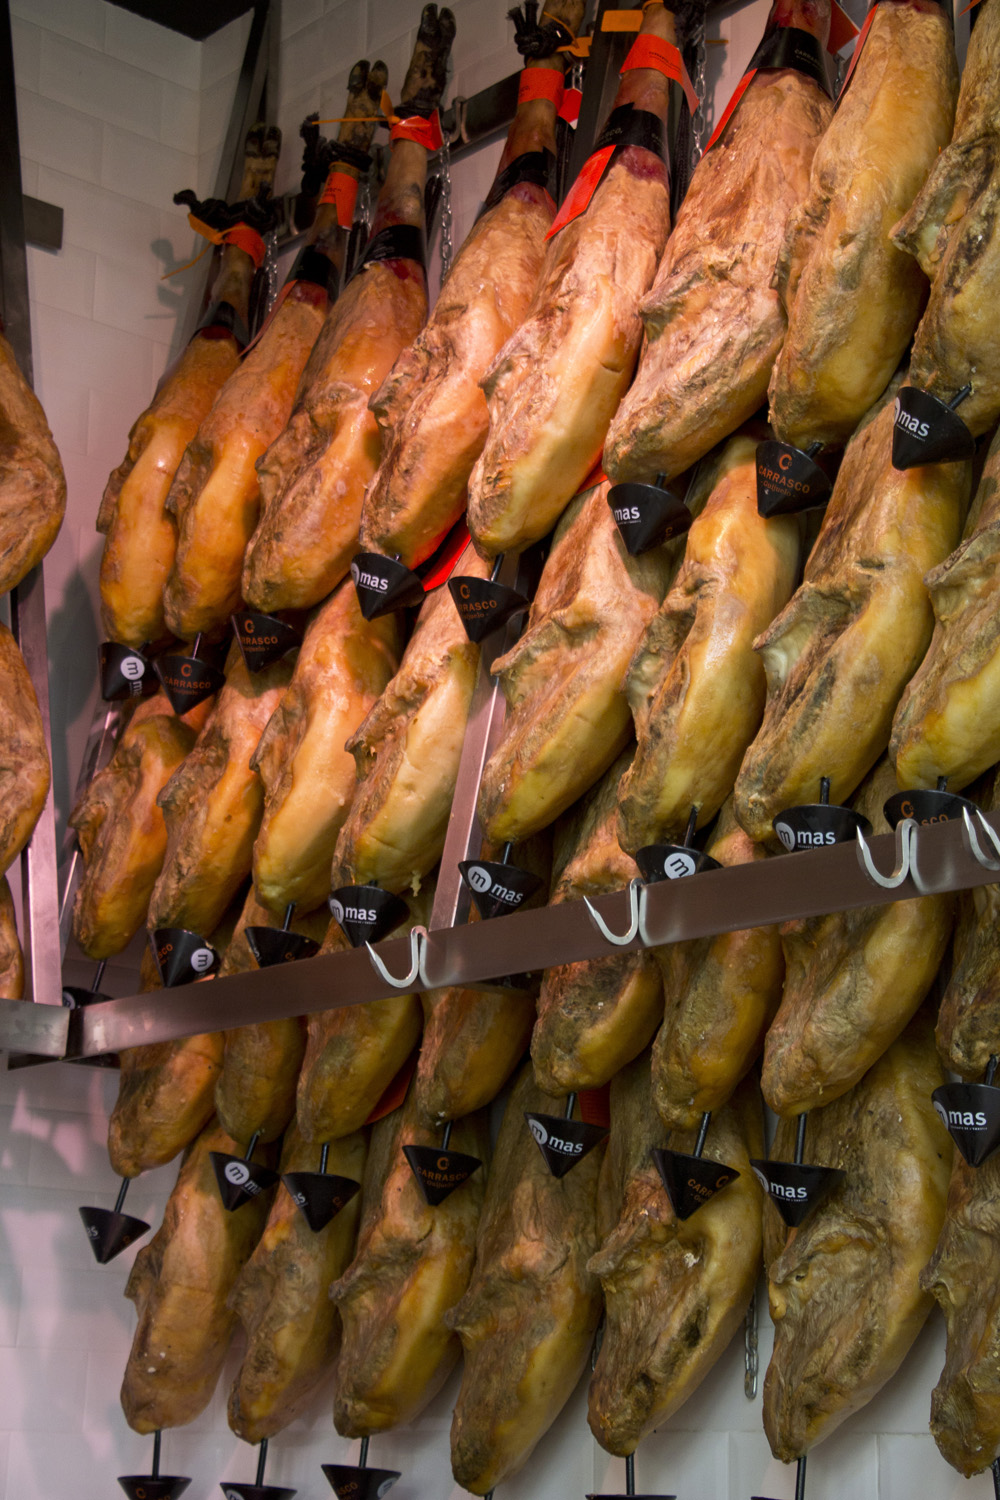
703;67;756;151
519;65;565;107
319;167;359;228
622;33;699;113
828;0;860;51
422;518;472;590
839;4;878;90
390;109;444;151
162;213;266;278
365;1051;418;1123
579;1085;611;1128
601;9;643;29
545;144;614;238
559;86;582;123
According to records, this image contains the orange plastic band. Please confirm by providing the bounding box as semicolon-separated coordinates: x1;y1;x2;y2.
319;167;359;227
545;143;614;239
519;65;565;107
828;0;860;51
559;86;582;123
365;1051;417;1123
579;1085;611;1128
581;461;608;492
390;109;443;150
601;9;643;29
839;4;878;89
960;0;983;14
622;32;699;112
703;67;755;151
422;518;472;591
161;213;266;278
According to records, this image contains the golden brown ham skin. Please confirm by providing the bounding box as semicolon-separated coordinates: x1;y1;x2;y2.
332;1088;488;1435
70;694;197;960
0;875;23;998
148;646;292;936
330;546;487;893
604;0;832;487
617;431;800;853
891;0;1000;439
477;481;671;844
892;428;1000;791
769;0;958;449
763;1012;951;1460
448;1065;604;1493
762;759;954;1117
466;3;674;557
0;622;50;881
734;382;970;845
652;799;783;1131
251;580;399;914
532;751;662;1094
922;1148;1000;1477
934;769;1000;1080
588;1061;763;1455
121;1118;273;1433
0;327;65;597
212;888;328;1145
108;946;225;1177
228;1124;365;1442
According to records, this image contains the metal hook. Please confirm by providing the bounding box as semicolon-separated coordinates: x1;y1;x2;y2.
365;926;424;989
583;878;643;947
855;817;916;890
962;806;1000;872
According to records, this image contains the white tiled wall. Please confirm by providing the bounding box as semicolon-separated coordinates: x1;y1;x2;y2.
3;0;988;1498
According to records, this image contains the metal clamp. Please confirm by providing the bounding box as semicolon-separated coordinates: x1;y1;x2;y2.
962;806;1000;872
855;817;918;890
365;926;426;990
583;878;643;947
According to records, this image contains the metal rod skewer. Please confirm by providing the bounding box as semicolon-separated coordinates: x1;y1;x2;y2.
255;1437;268;1487
151;1429;161;1479
987;1055;998;1088
319;1141;329;1173
625;1451;635;1497
794;1114;807;1166
694;1111;711;1159
113;1177;129;1214
794;1453;807;1500
442;1121;453;1150
359;1436;369;1469
565;1092;577;1121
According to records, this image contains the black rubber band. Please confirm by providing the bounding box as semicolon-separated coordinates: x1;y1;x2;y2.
482;148;555;213
325;138;374;173
749;26;831;96
197;298;249;348
288;244;338;293
594;102;666;160
354;222;426;275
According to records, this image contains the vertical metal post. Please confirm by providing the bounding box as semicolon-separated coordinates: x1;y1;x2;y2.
0;0;62;1009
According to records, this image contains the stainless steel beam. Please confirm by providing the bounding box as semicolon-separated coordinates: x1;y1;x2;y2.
0;998;69;1061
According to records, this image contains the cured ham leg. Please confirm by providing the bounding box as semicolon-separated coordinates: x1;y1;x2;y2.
604;0;832;487
360;0;582;567
922;1147;1000;1476
228;1124;365;1442
532;751;663;1094
892;428;1000;792
70;692;198;960
734;380;970;845
448;1065;604;1493
588;1059;763;1455
97;128;279;647
0;876;23;999
243;9;456;613
652;799;783;1131
108;946;225;1178
935;768;1000;1080
251;579;399;915
331;1087;488;1434
0;326;65;597
213;889;329;1146
769;0;957;449
762;758;954;1116
121;1117;274;1433
162;65;384;638
617;430;800;854
477;478;671;843
763;1011;951;1460
467;1;674;556
330;546;488;893
892;0;1000;440
148;645;292;936
0;622;50;881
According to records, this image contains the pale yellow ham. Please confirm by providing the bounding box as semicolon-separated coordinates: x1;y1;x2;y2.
0;328;65;598
0;622;49;882
0;876;23;998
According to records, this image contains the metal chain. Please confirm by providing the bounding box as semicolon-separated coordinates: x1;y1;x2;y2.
744;1286;759;1399
689;17;709;172
437;130;454;281
261;227;279;316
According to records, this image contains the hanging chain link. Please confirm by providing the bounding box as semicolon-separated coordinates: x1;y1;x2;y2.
262;227;279;317
744;1286;759;1399
437;130;454;281
689;15;709;172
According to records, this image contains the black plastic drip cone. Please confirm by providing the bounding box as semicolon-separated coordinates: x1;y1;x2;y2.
321;1463;401;1500
932;1082;1000;1167
281;1168;361;1232
328;886;409;948
231;611;302;673
636;843;721;881
652;1146;740;1220
118;1478;191;1500
80;1175;149;1264
749;1157;844;1228
150;928;219;987
63;961;111;1010
99;641;157;701
154;644;225;715
219;1485;296;1500
403;1142;483;1205
458;856;542;921
891;384;976;470
883;784;978;830
773;779;871;852
524;1110;608;1179
755;439;832;518
244;927;319;968
607;476;692;555
350;552;424;620
447;570;529;643
211;1133;279;1212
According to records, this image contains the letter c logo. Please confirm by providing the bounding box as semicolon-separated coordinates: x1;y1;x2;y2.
779;453;792;471
181;662;192;678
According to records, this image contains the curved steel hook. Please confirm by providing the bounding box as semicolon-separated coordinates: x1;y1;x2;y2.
583;878;643;947
962;806;1000;871
856;817;917;890
365;926;424;989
